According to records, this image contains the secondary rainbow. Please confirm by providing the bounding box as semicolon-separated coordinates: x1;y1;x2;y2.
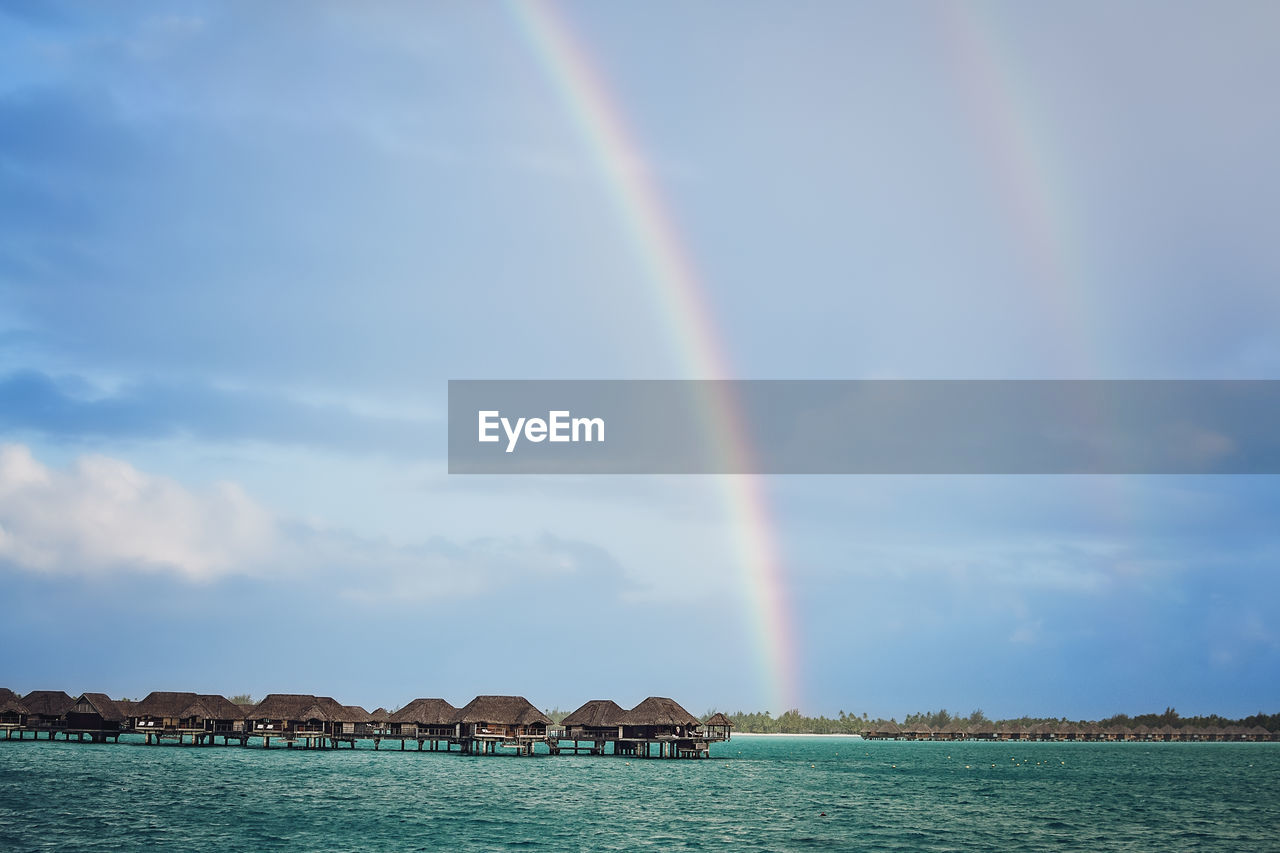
506;0;800;711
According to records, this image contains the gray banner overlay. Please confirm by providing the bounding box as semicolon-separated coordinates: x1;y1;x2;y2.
448;380;1280;474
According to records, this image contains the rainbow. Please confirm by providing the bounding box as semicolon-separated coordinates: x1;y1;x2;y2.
507;0;800;711
939;3;1094;377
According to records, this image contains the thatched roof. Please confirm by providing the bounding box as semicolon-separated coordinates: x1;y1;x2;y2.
454;695;550;726
618;697;699;727
77;693;126;723
370;708;390;721
0;694;30;715
138;691;200;718
184;695;246;721
704;713;734;727
561;699;625;728
248;694;331;721
0;688;17;702
389;698;459;726
341;705;374;724
23;690;75;717
115;699;138;718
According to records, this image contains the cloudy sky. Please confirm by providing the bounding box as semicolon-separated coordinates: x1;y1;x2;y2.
2;0;1278;719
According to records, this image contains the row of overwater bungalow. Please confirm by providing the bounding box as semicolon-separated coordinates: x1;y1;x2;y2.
859;720;1276;742
0;688;731;758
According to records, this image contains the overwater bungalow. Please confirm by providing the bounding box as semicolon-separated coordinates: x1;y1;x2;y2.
332;704;376;743
618;697;700;739
115;699;138;725
388;698;457;739
561;699;625;739
1;690;29;737
702;713;734;743
453;695;550;756
906;722;934;741
22;690;75;736
369;708;390;735
861;720;902;740
1246;725;1271;742
134;692;247;744
553;699;625;755
383;698;458;750
66;693;127;741
245;694;333;747
616;696;705;758
969;722;997;741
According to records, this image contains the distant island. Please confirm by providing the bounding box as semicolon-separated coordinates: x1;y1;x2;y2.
687;707;1279;738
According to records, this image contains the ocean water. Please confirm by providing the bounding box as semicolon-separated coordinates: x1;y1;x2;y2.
1;735;1277;851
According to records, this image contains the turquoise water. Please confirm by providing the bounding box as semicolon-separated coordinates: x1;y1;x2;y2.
2;735;1277;851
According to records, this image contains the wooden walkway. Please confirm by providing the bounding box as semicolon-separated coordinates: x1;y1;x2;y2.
3;725;729;757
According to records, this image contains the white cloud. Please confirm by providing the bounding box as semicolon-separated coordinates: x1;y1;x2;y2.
0;443;274;579
0;444;638;603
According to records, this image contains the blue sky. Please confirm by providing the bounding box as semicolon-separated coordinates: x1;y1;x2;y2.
1;1;1278;719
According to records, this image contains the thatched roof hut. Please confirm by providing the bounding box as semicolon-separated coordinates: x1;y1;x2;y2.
247;694;332;733
192;695;246;721
702;712;733;742
907;722;934;740
388;698;458;737
454;695;550;728
0;692;30;726
22;690;75;724
137;692;200;722
969;721;997;740
256;694;326;718
68;693;126;730
341;704;373;722
334;704;375;735
390;698;458;726
865;720;902;739
561;700;625;731
618;697;699;728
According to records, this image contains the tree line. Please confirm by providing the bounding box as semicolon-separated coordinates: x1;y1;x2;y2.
704;706;1280;734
